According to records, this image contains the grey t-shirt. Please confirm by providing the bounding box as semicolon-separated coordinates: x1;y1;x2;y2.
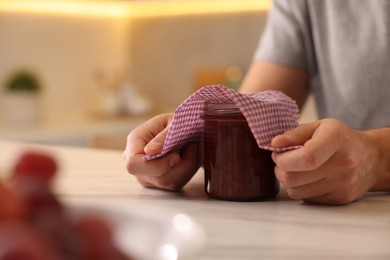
254;0;390;130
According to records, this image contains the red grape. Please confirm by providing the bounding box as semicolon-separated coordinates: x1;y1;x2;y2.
0;223;58;260
73;215;127;260
0;150;133;260
12;151;58;184
0;181;25;221
15;180;63;221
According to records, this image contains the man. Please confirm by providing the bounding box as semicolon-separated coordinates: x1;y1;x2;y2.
123;0;390;205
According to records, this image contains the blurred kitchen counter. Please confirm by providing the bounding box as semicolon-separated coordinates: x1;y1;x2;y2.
0;92;318;148
0;140;389;259
0;95;318;149
0;115;149;147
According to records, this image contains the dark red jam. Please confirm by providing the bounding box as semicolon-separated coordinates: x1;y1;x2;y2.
201;102;279;201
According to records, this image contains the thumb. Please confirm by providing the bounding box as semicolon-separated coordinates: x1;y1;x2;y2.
271;121;320;148
144;127;169;156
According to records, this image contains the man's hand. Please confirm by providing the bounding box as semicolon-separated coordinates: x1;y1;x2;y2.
123;113;202;191
271;118;382;205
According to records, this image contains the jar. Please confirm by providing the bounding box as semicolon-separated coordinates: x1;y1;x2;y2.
201;102;279;201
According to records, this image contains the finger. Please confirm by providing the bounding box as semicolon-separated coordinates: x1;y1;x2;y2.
303;192;358;205
162;143;200;189
272;120;341;172
140;113;172;139
126;151;180;177
124;113;172;158
274;165;326;188
301;173;367;205
144;127;169;156
285;179;332;201
271;121;320;148
136;143;200;190
284;172;355;203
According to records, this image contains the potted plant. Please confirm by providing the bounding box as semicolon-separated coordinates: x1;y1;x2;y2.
1;70;43;126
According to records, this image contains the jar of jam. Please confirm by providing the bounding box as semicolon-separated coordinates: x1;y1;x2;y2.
201;102;279;201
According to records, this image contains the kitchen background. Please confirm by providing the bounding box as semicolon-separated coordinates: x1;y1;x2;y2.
0;0;317;148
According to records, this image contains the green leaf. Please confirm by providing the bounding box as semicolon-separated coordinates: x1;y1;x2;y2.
5;70;41;92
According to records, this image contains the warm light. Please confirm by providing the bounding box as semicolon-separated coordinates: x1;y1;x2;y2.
0;1;129;17
159;244;178;260
0;0;272;18
127;0;272;17
172;213;193;232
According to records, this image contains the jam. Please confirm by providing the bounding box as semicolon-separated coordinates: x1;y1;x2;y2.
201;102;279;201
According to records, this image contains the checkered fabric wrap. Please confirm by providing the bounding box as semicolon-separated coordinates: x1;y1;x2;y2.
144;85;300;160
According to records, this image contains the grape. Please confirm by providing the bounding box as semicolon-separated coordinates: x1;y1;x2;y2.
12;151;58;184
0;223;58;260
0;181;25;221
0;151;133;260
14;179;63;221
73;215;127;260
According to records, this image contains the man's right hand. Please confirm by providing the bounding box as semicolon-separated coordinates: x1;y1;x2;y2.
123;113;202;191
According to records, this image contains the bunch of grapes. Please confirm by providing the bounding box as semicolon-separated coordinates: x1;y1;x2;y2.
0;151;132;260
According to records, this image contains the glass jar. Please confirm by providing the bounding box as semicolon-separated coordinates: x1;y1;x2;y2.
201;102;279;201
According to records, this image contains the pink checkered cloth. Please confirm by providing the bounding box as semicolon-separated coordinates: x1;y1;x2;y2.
144;85;300;160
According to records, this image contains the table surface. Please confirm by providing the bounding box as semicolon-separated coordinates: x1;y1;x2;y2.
1;140;389;260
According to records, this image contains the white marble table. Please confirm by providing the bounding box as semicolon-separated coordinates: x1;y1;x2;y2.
1;140;389;260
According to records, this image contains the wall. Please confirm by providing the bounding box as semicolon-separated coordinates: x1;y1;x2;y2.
128;11;267;111
0;9;267;126
0;11;130;125
0;3;318;145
